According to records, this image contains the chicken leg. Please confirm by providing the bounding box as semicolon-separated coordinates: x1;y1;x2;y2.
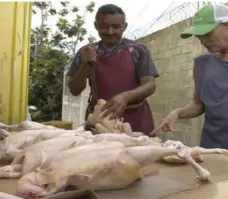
92;133;151;147
162;141;211;181
126;143;211;181
178;150;211;181
162;140;228;164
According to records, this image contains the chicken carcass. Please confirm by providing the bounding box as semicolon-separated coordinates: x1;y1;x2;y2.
0;135;87;179
17;140;220;198
0;129;10;140
0;128;88;162
86;99;133;134
92;133;151;147
91;134;225;164
0;121;57;132
17;141;125;198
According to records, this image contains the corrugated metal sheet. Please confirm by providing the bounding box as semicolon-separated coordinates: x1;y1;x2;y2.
0;2;32;124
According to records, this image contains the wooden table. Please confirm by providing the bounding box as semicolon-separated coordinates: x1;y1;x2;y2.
1;154;228;199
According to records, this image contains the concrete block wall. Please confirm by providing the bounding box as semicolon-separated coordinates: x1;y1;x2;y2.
138;19;207;146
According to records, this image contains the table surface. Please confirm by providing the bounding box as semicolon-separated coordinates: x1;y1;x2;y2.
1;154;228;199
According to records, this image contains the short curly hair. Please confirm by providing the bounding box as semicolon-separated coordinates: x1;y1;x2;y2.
95;4;125;21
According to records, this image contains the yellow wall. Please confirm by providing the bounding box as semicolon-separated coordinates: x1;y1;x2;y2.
0;2;32;124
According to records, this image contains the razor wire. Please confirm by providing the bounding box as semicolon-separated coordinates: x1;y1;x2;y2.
127;1;228;40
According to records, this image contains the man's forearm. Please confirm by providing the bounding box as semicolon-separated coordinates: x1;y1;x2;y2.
175;103;204;119
68;63;88;96
125;80;156;104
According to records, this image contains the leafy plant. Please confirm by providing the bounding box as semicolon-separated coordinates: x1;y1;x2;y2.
29;1;96;121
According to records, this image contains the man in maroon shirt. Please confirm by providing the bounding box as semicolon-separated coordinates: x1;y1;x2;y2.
68;4;159;135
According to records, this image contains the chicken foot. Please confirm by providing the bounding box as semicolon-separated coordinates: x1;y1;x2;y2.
0;164;22;178
0;129;10;140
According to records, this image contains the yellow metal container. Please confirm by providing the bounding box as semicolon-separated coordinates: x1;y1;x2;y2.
0;2;32;124
42;121;73;130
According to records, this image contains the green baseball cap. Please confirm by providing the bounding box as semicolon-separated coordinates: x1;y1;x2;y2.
181;4;228;39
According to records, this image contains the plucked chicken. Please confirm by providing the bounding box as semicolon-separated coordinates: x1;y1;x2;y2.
0;127;92;162
0;135;87;178
16;139;228;199
0;121;57;131
0;133;153;179
86;99;133;134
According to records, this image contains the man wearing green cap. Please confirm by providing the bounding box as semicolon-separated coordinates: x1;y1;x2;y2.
153;3;228;149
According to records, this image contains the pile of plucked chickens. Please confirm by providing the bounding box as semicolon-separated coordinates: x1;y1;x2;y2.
0;99;227;199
